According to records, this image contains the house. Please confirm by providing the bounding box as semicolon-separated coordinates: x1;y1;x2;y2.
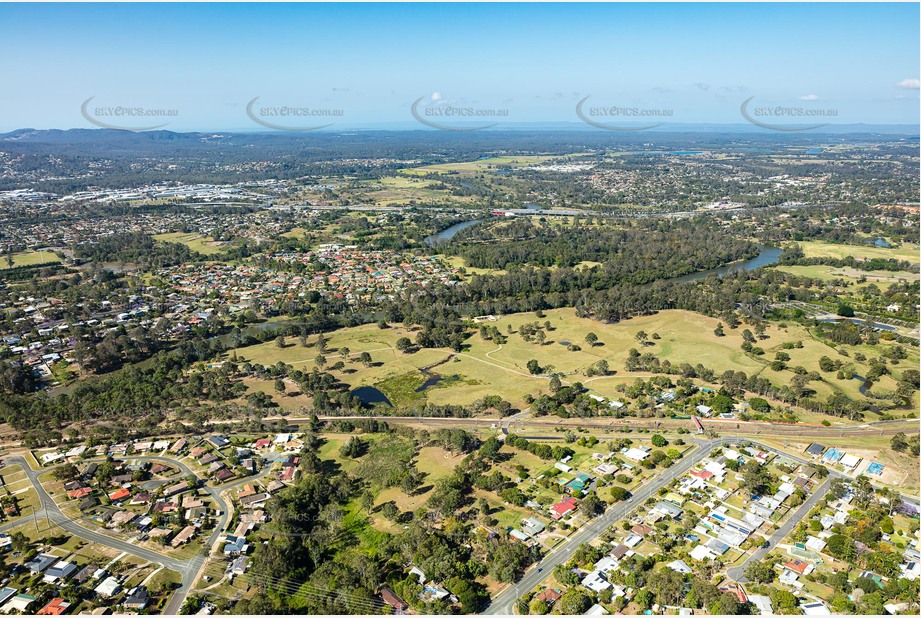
748;594;774;616
632;524;654;536
164;481;189;497
585;603;610;616
800;601;831;615
171;525;196;547
550;496;578;520
653;501;684;519
25;554;57;573
38;598;71;615
667;560;693;574
785;559;814;576
107;487;131;502
566;473;592;494
554;462;573;474
95;576;122;598
696;404;713;416
805;443;825;457
624;534;643;548
805;536;827;552
43;560;77;583
2;594;36;614
0;589;16;609
611;544;630;560
225;556;247;577
124;586;150;610
534;588;562;605
521;517;546;537
840;454;861;469
380;587;407;614
582;570;612;592
208;435;230;449
623;447;650;461
223;536;249;556
510;529;529;542
690;545;714;561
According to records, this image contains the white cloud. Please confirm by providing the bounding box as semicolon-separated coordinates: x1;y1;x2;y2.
896;78;920;90
431;91;443;101
799;94;819;101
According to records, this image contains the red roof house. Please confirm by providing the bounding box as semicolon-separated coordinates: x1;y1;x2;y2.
550;496;578;520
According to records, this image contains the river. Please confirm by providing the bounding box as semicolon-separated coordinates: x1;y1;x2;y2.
424;220;483;247
671;245;782;283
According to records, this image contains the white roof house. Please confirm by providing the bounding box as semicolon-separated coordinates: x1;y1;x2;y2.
586;604;610;616
800;601;831;615
667;560;693;574
840;454;861;469
582;570;612;592
623;448;649;461
690;545;714;561
748;594;774;615
95;576;122;597
805;536;827;552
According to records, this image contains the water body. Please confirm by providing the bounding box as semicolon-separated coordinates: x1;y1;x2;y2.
874;238;891;248
415;371;461;392
819;318;898;332
424;220;483;247
671;245;783;284
352;386;392;407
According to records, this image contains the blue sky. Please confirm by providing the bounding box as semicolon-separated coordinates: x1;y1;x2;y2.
0;2;918;131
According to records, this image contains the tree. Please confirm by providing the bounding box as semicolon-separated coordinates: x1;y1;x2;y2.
585;332;598;347
749;397;771;413
395;337;412;353
891;432;908;452
580;492;605;518
609;486;629;502
526;359;542;375
535;330;546;346
358;352;372;367
713;323;725;337
274;379;286;394
549;376;562;393
529;598;549;615
559;589;591;615
360;490;374;515
837;303;856;318
275;335;286;348
635;330;648;345
651;434;667;447
745;560;776;583
339;347;350;359
314;354;326;369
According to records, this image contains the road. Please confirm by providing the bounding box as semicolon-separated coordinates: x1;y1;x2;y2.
4;453;278;615
482;435;919;615
277;414;918;440
725;477;833;583
483;439;717;615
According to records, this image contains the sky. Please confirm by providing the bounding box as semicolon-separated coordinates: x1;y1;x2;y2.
0;2;918;131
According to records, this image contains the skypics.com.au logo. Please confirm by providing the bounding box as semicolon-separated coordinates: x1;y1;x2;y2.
411;92;508;131
81;97;178;131
576;96;672;131
740;96;837;131
246;97;344;131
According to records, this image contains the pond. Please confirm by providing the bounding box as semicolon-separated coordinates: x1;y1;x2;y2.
352;386;392;407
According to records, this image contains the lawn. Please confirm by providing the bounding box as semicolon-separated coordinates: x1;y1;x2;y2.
153;232;227;255
0;250;60;269
401;155;556;176
228;307;916;416
775;265;919;289
797;240;920;264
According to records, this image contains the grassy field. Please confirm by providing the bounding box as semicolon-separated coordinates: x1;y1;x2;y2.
230;307;919;418
775;264;919;289
401;155;556;176
153;232;227;255
0;250;60;269
797;240;920;264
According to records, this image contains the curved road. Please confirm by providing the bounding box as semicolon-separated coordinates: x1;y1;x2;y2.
4;453;277;615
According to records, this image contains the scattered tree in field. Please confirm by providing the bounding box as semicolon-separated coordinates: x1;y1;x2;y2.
395;337;412;353
585;332;598;347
